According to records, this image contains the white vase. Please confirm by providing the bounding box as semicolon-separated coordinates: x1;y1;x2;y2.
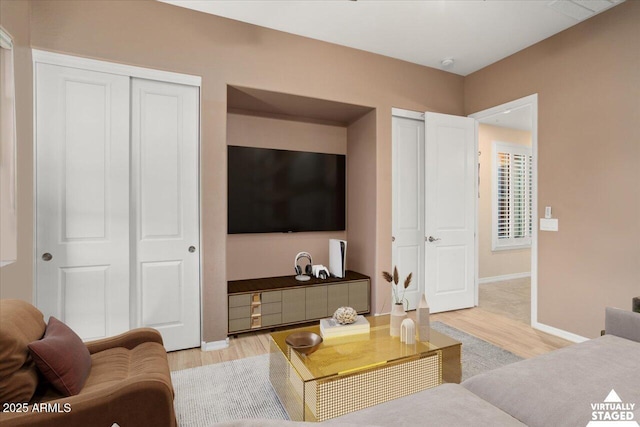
390;303;407;337
416;293;431;342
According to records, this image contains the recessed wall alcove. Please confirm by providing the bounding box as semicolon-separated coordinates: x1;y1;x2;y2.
226;86;376;283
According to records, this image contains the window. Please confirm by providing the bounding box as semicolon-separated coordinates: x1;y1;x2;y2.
492;141;532;251
0;26;17;266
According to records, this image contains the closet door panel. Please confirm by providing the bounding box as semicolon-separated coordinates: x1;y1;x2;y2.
35;64;130;341
132;78;201;351
139;92;181;238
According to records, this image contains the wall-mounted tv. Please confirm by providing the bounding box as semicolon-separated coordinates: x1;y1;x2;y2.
228;146;346;234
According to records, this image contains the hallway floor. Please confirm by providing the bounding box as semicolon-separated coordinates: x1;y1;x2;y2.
479;277;531;324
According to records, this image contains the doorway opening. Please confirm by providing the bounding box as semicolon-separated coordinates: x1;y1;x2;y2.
470;94;538;326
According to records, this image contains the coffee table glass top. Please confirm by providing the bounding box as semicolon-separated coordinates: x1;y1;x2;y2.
270;315;460;381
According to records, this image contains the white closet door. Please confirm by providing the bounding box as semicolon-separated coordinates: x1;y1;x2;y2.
392;115;425;310
131;78;200;351
35;63;130;340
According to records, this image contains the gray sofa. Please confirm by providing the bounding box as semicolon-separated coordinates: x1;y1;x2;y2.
216;307;640;427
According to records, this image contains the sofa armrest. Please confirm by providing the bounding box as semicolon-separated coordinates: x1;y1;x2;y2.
85;328;164;354
0;375;176;427
605;307;640;343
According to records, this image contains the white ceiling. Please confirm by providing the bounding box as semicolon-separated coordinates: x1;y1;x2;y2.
478;105;533;131
159;0;624;76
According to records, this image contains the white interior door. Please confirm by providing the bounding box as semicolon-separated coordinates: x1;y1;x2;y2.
35;63;130;340
392;114;425;310
424;112;476;313
131;78;201;351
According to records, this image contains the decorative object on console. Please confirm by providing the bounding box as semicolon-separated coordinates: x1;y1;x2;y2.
329;239;347;278
312;264;330;279
417;293;431;342
333;306;358;324
294;251;313;282
382;266;412;308
390;303;407;337
320;315;370;338
285;331;323;355
400;318;416;344
382;266;412;337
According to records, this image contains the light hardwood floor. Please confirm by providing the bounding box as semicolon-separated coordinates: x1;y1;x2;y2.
167;306;572;371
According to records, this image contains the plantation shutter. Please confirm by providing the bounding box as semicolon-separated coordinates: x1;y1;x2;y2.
497;152;511;239
492;142;532;250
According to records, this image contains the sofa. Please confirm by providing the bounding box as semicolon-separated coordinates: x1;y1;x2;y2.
0;299;176;427
216;307;640;427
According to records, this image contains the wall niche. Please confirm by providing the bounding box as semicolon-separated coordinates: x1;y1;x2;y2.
225;86;375;282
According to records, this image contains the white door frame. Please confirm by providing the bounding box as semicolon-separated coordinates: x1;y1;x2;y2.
468;93;539;326
32;50;204;344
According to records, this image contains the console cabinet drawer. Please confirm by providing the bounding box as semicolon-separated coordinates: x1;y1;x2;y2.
262;313;282;327
229;318;251;333
262;291;282;304
262;302;282;315
229;294;251;308
306;286;328;320
229;306;251;320
349;280;370;312
328;283;349;314
282;288;306;323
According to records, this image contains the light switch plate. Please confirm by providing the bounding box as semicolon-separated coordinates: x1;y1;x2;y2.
540;218;559;231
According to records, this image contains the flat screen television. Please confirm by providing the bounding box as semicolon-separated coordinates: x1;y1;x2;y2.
228;146;346;234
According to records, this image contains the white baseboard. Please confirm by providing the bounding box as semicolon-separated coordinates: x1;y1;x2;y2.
532;321;589;343
478;272;531;285
201;338;229;352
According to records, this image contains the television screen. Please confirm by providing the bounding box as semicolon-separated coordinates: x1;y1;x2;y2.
228;146;346;234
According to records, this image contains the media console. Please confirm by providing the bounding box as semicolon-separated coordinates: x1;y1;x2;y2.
227;271;370;334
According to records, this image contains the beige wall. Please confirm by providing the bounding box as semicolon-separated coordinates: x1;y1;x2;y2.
478;124;531;280
21;0;464;342
0;0;33;301
226;113;348;280
466;1;640;338
346;110;379;311
15;0;633;342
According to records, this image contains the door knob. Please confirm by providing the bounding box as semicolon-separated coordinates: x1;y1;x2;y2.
427;236;441;243
188;246;196;253
42;253;53;261
392;236;396;242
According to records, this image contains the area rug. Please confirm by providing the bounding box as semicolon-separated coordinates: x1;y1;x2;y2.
432;322;523;381
171;321;523;427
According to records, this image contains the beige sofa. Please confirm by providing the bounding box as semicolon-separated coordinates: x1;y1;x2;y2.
216;307;640;427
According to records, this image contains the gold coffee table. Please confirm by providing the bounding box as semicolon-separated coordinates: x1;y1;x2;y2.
269;315;461;422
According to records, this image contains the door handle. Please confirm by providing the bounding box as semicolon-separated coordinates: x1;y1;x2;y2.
427;236;441;243
42;253;53;261
188;246;196;253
